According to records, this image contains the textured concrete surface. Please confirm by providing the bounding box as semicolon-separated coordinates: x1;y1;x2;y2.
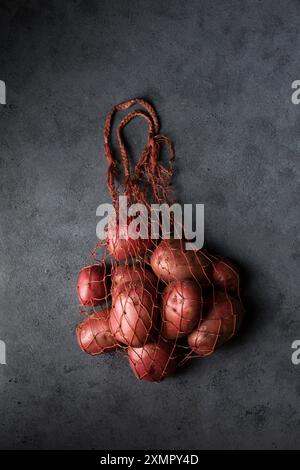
0;0;300;450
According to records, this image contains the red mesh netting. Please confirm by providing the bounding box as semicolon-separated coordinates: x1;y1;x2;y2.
76;98;245;382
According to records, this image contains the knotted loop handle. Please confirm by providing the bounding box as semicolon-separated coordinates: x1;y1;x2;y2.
103;98;175;207
103;99;159;207
117;115;175;204
117;110;156;191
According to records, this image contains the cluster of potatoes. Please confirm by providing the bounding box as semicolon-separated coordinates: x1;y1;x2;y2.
76;238;244;382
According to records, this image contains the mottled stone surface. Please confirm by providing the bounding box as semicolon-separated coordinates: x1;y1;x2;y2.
0;0;300;450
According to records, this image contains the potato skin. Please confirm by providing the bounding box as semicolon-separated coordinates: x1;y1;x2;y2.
110;281;159;347
77;264;109;306
76;310;116;355
162;280;203;339
150;239;212;284
111;266;157;295
212;258;241;294
128;339;178;382
107;219;153;261
188;291;244;356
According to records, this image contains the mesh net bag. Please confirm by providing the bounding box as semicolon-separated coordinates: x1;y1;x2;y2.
76;98;245;382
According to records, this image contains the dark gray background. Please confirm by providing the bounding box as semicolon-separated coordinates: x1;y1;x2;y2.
0;0;299;450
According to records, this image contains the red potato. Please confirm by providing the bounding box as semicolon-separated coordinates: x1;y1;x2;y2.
162;280;203;339
188;291;245;356
150;239;212;284
76;310;116;355
109;281;159;347
107;218;153;261
77;264;109;306
128;339;178;382
212;258;241;294
111;265;157;295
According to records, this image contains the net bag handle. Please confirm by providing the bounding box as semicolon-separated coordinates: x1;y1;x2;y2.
116;104;175;204
103;99;159;207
